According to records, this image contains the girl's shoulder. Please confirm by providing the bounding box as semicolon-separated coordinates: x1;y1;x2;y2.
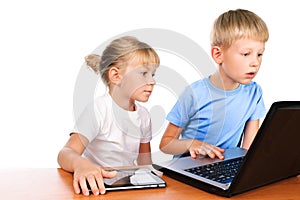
135;103;150;116
90;93;113;114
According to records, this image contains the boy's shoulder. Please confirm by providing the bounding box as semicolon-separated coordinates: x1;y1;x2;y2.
189;78;209;89
240;81;264;96
242;81;263;90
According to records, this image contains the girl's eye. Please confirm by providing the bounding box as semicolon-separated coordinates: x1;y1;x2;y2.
258;53;263;57
152;73;155;77
141;72;147;76
242;53;250;56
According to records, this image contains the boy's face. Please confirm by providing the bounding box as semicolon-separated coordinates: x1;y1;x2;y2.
220;38;265;85
118;58;157;103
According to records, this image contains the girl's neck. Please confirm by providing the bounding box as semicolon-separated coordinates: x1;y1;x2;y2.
109;89;136;111
209;71;240;91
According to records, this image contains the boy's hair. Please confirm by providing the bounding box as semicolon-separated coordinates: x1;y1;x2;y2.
210;9;269;49
85;36;160;86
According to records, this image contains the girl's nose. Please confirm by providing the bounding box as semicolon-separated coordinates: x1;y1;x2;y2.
147;75;156;85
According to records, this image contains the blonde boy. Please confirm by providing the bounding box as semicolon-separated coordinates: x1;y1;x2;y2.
160;9;269;159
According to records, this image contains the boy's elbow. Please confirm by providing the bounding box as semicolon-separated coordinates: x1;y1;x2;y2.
159;143;164;152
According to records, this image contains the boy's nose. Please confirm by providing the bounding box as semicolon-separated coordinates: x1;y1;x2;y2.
251;56;260;67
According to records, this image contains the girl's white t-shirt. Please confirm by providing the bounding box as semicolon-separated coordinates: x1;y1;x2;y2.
73;93;152;167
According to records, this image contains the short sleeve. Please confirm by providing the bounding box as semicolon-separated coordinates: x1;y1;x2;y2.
249;84;266;120
166;85;197;127
72;101;101;142
138;105;152;144
140;122;152;143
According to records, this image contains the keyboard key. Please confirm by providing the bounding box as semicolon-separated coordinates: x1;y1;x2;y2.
184;157;244;184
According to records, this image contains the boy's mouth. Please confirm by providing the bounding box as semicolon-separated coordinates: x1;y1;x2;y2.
246;72;256;78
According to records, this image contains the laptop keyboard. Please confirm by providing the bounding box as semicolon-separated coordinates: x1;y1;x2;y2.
184;157;244;184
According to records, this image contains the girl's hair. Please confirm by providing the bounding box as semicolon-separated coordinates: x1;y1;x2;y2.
85;36;160;86
210;9;269;49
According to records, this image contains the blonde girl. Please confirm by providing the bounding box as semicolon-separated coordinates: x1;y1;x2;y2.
58;36;160;196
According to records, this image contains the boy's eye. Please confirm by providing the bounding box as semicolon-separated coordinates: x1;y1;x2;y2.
152;73;155;77
258;53;263;57
242;53;250;56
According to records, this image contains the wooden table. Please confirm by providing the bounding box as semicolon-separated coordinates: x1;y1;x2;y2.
1;168;299;200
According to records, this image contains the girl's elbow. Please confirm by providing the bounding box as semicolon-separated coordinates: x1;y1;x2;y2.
159;140;169;153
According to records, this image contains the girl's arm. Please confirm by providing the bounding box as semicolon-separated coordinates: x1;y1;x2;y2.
57;133;116;196
242;119;260;149
57;133;89;172
137;142;152;165
159;123;225;159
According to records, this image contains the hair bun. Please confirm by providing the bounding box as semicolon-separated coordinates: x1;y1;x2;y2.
85;54;101;74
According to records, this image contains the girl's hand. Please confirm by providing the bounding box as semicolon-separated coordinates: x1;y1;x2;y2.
73;160;117;196
188;140;225;160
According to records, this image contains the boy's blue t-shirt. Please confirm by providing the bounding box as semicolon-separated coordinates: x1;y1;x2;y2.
166;77;266;149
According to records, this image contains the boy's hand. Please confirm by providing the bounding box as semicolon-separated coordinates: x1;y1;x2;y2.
73;161;117;196
188;140;225;160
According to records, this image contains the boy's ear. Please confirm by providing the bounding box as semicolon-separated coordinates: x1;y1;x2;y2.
108;67;122;85
211;46;223;64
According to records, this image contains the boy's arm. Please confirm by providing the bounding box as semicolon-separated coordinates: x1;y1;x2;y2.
159;123;225;159
159;123;191;155
242;119;260;149
137;142;152;165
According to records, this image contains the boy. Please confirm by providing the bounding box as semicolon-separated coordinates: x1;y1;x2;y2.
159;9;269;160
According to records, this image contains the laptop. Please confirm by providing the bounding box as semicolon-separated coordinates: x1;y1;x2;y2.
153;101;300;197
87;166;166;193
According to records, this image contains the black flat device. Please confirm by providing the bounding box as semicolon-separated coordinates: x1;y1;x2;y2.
153;101;300;197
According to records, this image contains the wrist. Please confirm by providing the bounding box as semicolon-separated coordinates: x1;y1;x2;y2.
72;156;88;171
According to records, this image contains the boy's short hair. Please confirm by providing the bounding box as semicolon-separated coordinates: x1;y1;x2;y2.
210;9;269;49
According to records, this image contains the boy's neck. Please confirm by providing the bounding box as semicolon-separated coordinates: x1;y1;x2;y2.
209;72;240;91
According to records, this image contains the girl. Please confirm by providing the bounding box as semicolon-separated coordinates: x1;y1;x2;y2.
58;36;160;196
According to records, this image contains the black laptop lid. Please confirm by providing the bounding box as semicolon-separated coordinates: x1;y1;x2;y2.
230;101;300;195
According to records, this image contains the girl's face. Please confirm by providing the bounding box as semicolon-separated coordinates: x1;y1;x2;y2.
220;38;265;85
118;58;157;103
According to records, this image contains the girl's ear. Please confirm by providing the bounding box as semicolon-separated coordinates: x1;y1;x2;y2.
211;46;223;64
108;67;122;85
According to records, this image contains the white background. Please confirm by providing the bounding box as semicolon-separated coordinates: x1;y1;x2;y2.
0;0;299;168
